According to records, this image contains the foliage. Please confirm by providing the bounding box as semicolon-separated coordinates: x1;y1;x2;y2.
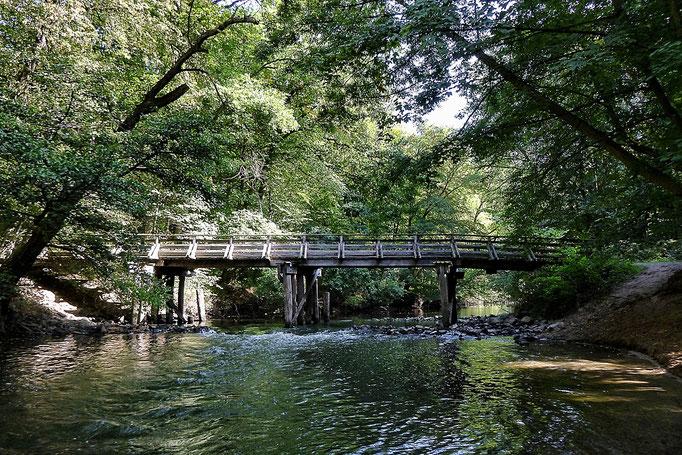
506;248;640;319
1;0;680;322
108;268;168;314
323;269;406;310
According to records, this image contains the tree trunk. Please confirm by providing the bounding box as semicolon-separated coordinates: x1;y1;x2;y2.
1;195;82;319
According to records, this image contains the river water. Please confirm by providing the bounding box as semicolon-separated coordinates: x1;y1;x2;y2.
1;320;681;454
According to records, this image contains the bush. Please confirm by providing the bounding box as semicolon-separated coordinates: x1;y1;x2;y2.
507;248;640;319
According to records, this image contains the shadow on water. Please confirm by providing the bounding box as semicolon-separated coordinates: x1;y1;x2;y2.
0;324;681;454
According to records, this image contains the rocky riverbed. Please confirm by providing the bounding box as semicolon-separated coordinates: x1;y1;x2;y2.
352;313;565;344
12;316;213;337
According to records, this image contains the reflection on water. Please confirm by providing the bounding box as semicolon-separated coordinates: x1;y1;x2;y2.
1;324;681;454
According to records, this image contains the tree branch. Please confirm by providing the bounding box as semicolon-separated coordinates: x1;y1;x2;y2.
448;31;682;196
117;13;259;132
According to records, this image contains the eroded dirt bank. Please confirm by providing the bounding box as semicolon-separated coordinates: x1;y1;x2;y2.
547;262;682;377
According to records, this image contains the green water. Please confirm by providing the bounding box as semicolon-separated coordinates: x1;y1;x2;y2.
1;323;681;454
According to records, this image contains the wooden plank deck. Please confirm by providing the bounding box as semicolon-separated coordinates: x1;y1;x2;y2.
143;234;573;271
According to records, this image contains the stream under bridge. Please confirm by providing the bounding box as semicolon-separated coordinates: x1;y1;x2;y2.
145;234;572;328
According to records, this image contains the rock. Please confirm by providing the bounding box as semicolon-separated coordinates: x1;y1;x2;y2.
548;322;565;330
520;316;533;324
506;316;518;325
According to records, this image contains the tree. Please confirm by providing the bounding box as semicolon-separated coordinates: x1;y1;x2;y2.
308;0;682;196
0;0;259;324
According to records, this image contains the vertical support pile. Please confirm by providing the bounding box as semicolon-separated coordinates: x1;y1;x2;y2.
296;272;305;326
305;271;314;324
281;265;323;327
177;274;186;325
312;270;320;324
165;275;175;324
196;289;206;322
323;291;330;324
282;263;295;328
438;263;459;328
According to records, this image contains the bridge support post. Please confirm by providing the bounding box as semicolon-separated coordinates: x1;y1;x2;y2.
165;275;175;324
323;291;330;324
196;289;206;322
312;270;320;324
296;271;305;326
448;271;458;325
177;274;186;325
438;264;453;328
305;269;321;324
282;263;296;328
153;269;163;323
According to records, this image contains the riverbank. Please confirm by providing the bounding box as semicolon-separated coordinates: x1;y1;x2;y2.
3;284;210;337
546;262;682;377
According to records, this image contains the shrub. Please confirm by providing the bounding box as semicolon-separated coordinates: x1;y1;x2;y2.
507;248;640;319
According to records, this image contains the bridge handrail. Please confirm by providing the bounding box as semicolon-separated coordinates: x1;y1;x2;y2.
138;233;582;245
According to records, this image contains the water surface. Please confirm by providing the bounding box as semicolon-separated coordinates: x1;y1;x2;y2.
1;322;681;454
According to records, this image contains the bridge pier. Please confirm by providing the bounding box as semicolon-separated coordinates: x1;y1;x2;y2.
177;274;186;325
280;265;323;327
154;267;191;325
296;272;305;326
164;275;174;324
281;264;295;328
438;263;464;328
323;291;330;324
304;269;321;324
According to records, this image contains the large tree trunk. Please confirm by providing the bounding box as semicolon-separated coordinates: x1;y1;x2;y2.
0;196;82;320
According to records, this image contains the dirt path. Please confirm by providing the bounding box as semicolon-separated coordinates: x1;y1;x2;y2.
549;262;682;376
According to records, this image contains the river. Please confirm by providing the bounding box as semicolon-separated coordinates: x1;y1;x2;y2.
1;319;681;454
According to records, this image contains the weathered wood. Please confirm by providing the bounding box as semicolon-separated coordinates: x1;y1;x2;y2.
293;270;320;323
438;264;453;328
165;275;174;324
177;274;186;325
187;239;197;259
323;291;330;324
146;233;568;272
296;272;305;325
196;288;206;322
305;272;314;324
283;264;294;328
447;270;458;324
312;270;320;323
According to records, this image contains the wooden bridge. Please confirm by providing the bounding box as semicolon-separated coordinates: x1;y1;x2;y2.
144;234;571;328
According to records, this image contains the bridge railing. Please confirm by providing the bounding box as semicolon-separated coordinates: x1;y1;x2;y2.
140;233;579;263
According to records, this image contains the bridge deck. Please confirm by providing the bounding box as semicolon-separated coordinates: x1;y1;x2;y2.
145;234;570;271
